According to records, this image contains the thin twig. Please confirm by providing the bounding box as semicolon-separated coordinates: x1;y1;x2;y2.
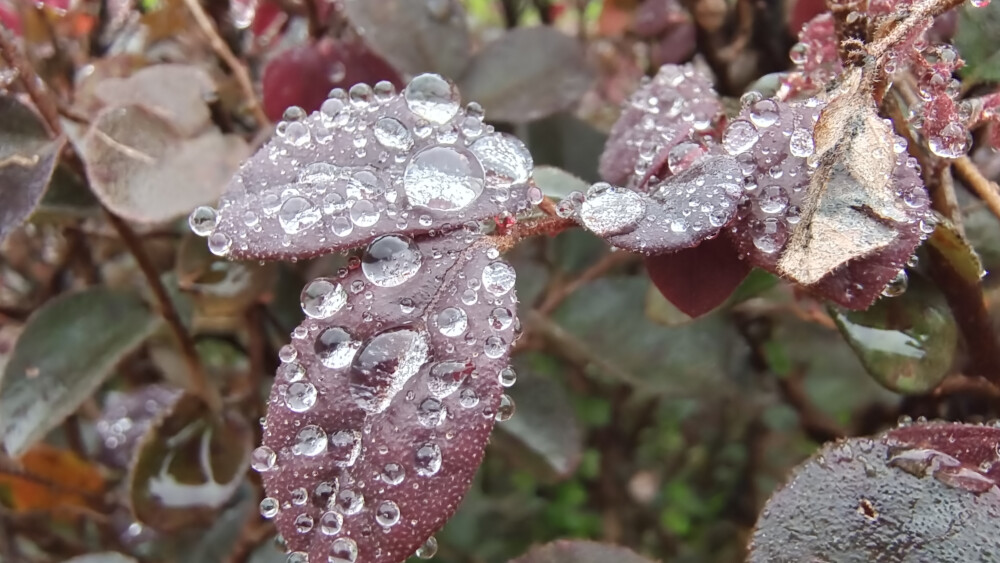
181;0;270;126
953;156;1000;222
0;27;62;135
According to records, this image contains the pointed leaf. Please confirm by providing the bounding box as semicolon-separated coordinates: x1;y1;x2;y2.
92;63;216;137
644;234;751;318
0;287;162;456
750;423;1000;562
129;393;252;532
510;540;657;563
81;105;247;223
0;95;65;241
204;74;535;261
256;233;518;563
532;165;589;201
342;0;471;78
459;27;593;124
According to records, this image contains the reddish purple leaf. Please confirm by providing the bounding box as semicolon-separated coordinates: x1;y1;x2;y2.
197;74;536;261
750;422;1000;562
598;64;723;187
262;38;403;122
644;233;750;317
255;233;518;563
96;384;183;470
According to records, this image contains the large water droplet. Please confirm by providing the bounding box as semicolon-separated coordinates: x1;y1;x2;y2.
580;183;646;236
349;200;380;227
285;382;317;412
278;196;321;234
381;462;405;485
789;128;815;157
315;327;360;369
329;429;362;466
320;510;343;535
459;388;479;408
928;122;970;158
374;117;414;151
722;120;760;155
403;74;460;124
482;261;516;296
376;500;400;527
758;186;789;214
427;361;472;398
293;425;327;456
435;307;468;337
300;278;348;318
251;446;276;472
350;328;430;413
403;146;485;211
188;206;218;236
415;442;442;476
361;235;423;287
336;489;364;515
294;513;313;533
469;134;532;186
749;99;780;127
484;335;506;359
329;537;358;563
417;397;445;427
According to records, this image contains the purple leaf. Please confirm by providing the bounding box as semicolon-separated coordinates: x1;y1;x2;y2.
749;422;1000;562
598;63;723;187
199;74;536;261
96;384;183;470
255;233;518;563
644;233;751;317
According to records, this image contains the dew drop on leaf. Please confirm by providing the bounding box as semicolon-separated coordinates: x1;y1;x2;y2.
188;206;218;236
336;489;364;514
300;278;348;318
414;443;442;476
260;497;279;518
251;446;277;472
468;133;533;186
482;261;516;296
349;328;430;413
373;117;414;151
498;366;517;387
278;196;321;234
376;499;401;527
496;394;515;422
435;307;468;337
329;429;362;466
427;361;471;398
749;99;780;127
315;327;360;369
381;462;405;485
403;73;460;124
292;425;327;456
361;235;423;287
403;146;486;211
320;510;344;535
285;382;318;412
579;183;646;236
789;128;815;157
722;120;760;155
330;537;359;563
416;536;438;559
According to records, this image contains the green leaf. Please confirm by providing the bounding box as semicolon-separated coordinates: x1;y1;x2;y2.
532;165;589;201
460;27;594;124
526;113;607;183
498;355;584;477
955;2;1000;87
128;393;252;532
341;0;471;78
0;95;66;241
510;540;656;563
0;287;162;456
177;484;254;563
832;274;957;394
62;554;139;563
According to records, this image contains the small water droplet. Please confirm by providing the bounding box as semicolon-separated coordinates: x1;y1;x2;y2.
251;446;276;472
498;366;517;387
374;117;414;151
279;197;321;234
301;278;348;318
188;206;218;236
362;235;423;287
928;122;970;158
382;462;406;485
329;430;362;466
415;443;442;477
416;536;438;559
315;327;360;369
417;397;445;427
496;394;515;421
329;537;358;563
484;335;506;359
320;510;344;535
294;513;313;533
722;120;760;155
208;232;231;256
286;551;308;563
580;183;646;236
881;269;908;297
482;261;516;296
285;382;317;412
459;388;479;408
293;425;328;456
749;99;780;127
403;74;460;124
435;307;468;337
469;133;532;186
758;186;789;214
789;128;815;157
427;361;471;398
259;497;279;518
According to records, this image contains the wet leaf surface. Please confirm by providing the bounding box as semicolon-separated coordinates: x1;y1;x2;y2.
342;0;471;78
96;384;183;470
257;234;518;563
0;444;104;512
0;95;66;241
750;423;1000;562
206;74;535;261
0;287;162;456
81;105;247;223
459;27;593;124
510;540;657;563
833;274;957;394
129;393;252;532
644;234;751;318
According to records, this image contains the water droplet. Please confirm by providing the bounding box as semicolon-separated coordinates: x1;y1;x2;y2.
496;394;515;421
336;489;364;515
287;552;307;563
416;536;438;559
758;186;789;214
382;462;405;485
374;117;414;151
348;200;379;227
415;443;442;476
259;497;279;518
251;446;276;472
294;513;313;533
722;120;760;155
459;388;479;408
487;307;514;330
928;122;970;158
279;197;321;234
327;430;361;467
789;128;815;157
484;335;506;359
435;307;468;337
293;425;328;456
285;122;310;146
350;328;430;413
498;366;517;387
749;99;780;127
349;83;373;107
580;183;646;236
188;206;218;236
789;42;808;65
286;382;317;412
329;537;358;563
208;232;231;256
469;134;532;186
301;278;348;318
321;97;345;120
362;235;423;287
881;269;908;297
427;361;471;398
400;298;416;313
417;397;445;427
403;146;485;211
320;510;344;535
376;500;400;527
291;487;308;505
315;327;360;369
751;218;785;254
403;74;460;124
482;261;516;296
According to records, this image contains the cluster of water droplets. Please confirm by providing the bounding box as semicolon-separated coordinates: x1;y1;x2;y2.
187;73;536;260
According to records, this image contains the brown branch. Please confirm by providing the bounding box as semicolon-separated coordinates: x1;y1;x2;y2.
493;215;577;253
953;156;1000;223
0;27;62;135
181;0;270;126
536;251;635;315
777;367;845;443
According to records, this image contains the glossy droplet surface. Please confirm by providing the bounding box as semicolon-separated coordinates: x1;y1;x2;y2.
403;146;485;211
498;366;517;387
435;307;468;337
580;183;646;236
328;429;362;466
349;328;430;413
417;397;445;427
251;445;276;471
789;128;815;157
722;120;760;155
415;442;442;476
361;235;423;287
278;197;321;234
469;134;532;185
376;500;401;527
285;382;317;412
300;278;347;318
329;537;358;563
403;74;460;124
426;361;471;398
381;462;405;485
292;425;327;456
319;510;343;535
496;394;515;421
374;117;414;151
416;536;438;559
189;206;218;236
315;327;359;369
260;497;278;518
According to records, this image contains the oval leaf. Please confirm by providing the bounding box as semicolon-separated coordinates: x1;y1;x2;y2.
0;95;66;241
0;287;162;456
129;393;252;532
97;384;183;470
510;540;657;563
204;74;535;261
459;27;594;124
750;423;1000;562
257;233;518;563
645;234;751;318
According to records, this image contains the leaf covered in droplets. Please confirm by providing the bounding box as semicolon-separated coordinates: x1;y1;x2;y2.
749;422;1000;562
598;63;722;187
204;74;536;261
257;233;519;563
510;540;658;563
644;234;751;318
